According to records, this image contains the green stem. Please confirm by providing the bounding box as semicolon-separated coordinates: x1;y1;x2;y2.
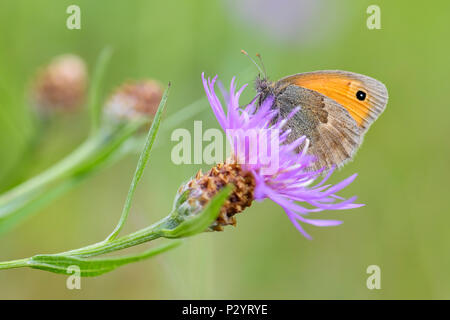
0;186;230;273
0;120;144;219
0;134;104;205
62;216;170;257
0;216;170;271
89;47;113;134
0;258;29;270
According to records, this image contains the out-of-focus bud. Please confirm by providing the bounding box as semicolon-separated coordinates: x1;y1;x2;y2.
103;80;163;122
172;162;255;232
31;54;87;112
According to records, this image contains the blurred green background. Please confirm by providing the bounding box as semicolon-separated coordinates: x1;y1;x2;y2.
1;0;449;299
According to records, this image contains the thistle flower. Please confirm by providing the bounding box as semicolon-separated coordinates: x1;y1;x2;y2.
31;54;87;112
173;73;363;238
104;80;163;122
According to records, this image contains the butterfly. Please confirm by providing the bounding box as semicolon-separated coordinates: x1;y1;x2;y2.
245;53;389;172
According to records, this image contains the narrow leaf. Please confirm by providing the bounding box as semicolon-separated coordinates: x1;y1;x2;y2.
106;83;171;241
29;240;181;277
162;185;232;238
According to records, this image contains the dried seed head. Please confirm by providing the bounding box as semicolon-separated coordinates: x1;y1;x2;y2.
31;54;87;112
104;80;163;122
175;162;256;231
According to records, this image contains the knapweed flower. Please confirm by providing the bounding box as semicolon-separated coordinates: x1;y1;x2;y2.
104;80;163;122
173;73;363;238
31;54;87;112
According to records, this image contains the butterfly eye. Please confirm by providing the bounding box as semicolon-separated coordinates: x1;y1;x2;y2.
356;90;366;101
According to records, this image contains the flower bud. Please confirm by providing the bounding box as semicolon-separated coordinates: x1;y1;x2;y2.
103;80;163;122
31;54;87;112
173;162;255;231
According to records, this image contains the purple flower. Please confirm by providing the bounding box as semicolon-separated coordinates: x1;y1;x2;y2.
202;73;363;238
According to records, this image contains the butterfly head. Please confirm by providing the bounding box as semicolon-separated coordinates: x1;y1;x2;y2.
255;76;275;104
240;50;274;104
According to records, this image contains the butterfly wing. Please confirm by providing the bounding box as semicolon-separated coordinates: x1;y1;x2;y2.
275;85;362;171
277;70;388;133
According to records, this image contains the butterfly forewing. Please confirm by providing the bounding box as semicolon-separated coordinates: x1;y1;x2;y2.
278;70;388;133
274;85;362;171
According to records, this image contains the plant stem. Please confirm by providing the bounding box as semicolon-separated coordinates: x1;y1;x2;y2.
0;121;143;215
89;47;113;134
0;215;170;271
0;134;105;205
0;258;29;270
60;216;170;257
0;186;229;272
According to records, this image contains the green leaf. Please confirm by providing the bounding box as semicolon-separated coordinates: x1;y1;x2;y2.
28;240;181;277
161;185;232;238
105;83;171;241
88;47;113;133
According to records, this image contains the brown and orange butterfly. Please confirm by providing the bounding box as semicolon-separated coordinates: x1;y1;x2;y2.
254;64;388;171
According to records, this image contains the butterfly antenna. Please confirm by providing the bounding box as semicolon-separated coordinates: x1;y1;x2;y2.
241;49;264;77
255;53;267;79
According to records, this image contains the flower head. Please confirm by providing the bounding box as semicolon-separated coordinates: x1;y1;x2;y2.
174;73;363;238
31;54;87;112
104;79;163;122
